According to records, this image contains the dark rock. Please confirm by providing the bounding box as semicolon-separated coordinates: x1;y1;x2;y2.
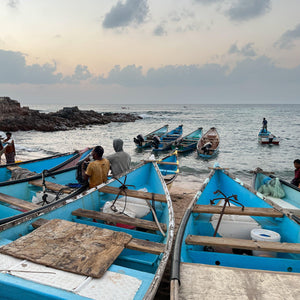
0;97;142;132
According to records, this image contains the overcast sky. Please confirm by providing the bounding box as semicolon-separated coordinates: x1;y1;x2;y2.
0;0;299;104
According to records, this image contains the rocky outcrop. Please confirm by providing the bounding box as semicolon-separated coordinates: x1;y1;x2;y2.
0;97;142;132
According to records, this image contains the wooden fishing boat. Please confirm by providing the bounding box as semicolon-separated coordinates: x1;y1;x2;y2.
175;128;202;153
134;125;168;148
144;151;179;191
152;125;183;152
197;127;219;158
0;148;92;183
0;165;88;224
252;168;300;213
0;161;174;300
258;128;280;145
170;166;300;299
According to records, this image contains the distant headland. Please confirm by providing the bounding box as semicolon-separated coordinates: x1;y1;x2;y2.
0;97;142;132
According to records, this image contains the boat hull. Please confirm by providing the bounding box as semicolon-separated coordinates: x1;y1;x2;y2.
0;162;174;300
171;167;300;299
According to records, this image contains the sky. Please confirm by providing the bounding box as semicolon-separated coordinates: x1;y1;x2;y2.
0;0;300;105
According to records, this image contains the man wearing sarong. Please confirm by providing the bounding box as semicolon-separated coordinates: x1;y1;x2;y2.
3;132;15;164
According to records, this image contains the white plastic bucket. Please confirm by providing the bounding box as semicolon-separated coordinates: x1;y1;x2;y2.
251;228;281;257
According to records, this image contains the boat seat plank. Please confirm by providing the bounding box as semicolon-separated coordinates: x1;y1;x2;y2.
142;160;178;166
193;204;283;217
0;219;132;278
71;208;167;232
0;192;39;211
186;235;300;253
31;218;165;255
98;186;167;203
28;179;73;194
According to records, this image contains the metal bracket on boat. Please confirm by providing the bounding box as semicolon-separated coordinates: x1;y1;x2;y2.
110;175;135;214
210;190;244;237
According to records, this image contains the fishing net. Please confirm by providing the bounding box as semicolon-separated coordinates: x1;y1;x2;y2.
258;177;285;198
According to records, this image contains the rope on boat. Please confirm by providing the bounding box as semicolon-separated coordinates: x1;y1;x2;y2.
146;195;166;237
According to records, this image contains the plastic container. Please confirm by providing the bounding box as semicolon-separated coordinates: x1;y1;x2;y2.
251;228;281;257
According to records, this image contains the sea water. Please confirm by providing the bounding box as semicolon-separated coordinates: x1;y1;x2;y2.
2;104;299;187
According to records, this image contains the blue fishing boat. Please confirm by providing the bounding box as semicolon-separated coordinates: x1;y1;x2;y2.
258;128;280;145
145;151;179;191
252;168;300;213
152;125;183;152
0;161;174;300
197;127;219;158
175;128;202;153
134;124;168;148
0;165;88;224
171;165;300;299
0;148;92;183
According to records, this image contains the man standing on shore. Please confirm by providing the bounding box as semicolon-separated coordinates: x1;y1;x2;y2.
3;132;15;164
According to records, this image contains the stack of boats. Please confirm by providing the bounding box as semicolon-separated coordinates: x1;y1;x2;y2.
134;125;220;158
0;143;298;299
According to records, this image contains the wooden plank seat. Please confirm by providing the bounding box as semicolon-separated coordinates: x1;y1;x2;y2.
142;160;178;166
193;204;283;218
186;235;300;253
71;208;167;232
28;179;74;194
31;218;166;255
0;192;39;211
98;186;167;203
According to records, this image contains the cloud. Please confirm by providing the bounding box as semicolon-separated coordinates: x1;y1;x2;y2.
63;65;92;83
274;23;300;49
193;0;223;4
229;43;257;57
7;0;19;8
226;0;271;21
153;24;167;36
0;49;62;84
102;0;149;29
94;65;145;86
91;56;300;89
194;0;271;22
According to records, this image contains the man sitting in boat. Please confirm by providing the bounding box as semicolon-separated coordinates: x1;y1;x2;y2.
107;139;131;177
201;141;212;154
84;146;110;188
291;159;300;188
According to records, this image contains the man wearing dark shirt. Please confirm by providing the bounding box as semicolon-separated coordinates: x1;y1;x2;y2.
291;159;300;188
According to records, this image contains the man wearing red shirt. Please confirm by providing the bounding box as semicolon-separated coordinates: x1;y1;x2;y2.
291;159;300;188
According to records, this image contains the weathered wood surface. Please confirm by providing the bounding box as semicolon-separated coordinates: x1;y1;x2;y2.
31;218;166;255
29;179;73;194
0;219;132;278
0;192;39;211
179;263;300;299
186;235;300;253
193;204;283;217
72;208;167;231
6;165;21;171
99;186;167;203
